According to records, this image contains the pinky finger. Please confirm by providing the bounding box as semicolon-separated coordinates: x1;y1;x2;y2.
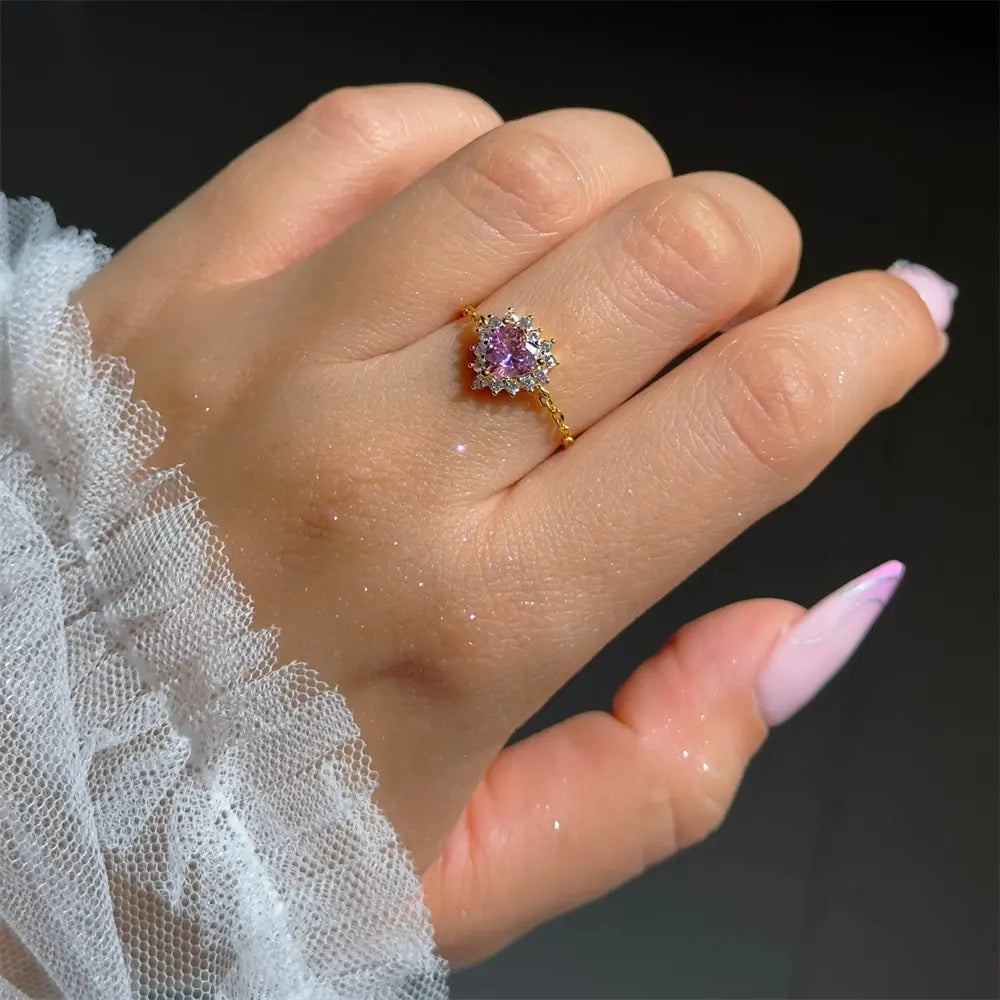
81;84;501;349
421;560;903;965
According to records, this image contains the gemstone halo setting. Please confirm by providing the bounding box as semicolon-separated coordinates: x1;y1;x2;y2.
468;308;558;396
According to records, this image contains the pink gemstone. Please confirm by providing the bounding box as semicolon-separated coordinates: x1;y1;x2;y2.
482;322;537;379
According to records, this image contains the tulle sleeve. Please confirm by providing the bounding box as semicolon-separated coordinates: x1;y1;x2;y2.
0;195;448;1000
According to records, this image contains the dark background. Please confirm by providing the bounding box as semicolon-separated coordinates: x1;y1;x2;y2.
2;3;996;998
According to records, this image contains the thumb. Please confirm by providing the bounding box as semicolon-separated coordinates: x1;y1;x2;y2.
422;560;904;965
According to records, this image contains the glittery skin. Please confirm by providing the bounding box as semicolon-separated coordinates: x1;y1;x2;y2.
887;260;958;331
755;560;905;726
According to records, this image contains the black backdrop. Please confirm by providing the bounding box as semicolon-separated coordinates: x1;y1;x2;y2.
2;3;997;998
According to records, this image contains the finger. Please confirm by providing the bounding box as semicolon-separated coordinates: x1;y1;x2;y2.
410;171;800;490
422;597;799;964
270;107;673;359
197;84;503;280
495;268;944;699
82;84;501;345
424;561;904;964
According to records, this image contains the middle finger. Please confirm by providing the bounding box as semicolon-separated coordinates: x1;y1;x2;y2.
267;107;672;361
407;170;801;493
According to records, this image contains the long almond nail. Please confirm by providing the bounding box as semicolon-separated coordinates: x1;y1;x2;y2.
755;560;905;726
887;260;958;331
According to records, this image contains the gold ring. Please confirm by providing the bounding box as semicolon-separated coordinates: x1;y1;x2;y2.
462;305;575;448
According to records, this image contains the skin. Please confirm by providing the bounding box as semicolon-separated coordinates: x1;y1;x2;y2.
76;83;945;966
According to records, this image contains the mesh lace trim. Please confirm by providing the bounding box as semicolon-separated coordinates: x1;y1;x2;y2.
0;195;448;1000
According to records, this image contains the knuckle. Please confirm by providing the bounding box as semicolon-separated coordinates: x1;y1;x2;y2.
658;745;752;856
443;124;587;237
619;186;754;315
428;86;503;132
636;782;682;868
298;87;404;154
717;335;831;472
672;775;736;850
638;762;736;865
693;170;801;281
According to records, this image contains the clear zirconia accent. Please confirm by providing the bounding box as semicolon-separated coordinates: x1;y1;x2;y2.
469;309;560;397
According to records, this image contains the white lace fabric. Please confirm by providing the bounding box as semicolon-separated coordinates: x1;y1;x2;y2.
0;195;449;1000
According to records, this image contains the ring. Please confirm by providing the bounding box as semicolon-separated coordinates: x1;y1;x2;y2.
463;305;576;448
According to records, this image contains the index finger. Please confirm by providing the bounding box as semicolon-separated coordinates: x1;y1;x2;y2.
491;266;950;696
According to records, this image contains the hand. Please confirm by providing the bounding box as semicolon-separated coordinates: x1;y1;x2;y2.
77;83;950;965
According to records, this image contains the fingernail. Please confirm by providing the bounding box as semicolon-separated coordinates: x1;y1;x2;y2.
887;260;958;332
755;560;905;726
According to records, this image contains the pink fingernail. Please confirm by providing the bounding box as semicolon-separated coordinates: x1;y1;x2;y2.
887;260;958;331
755;560;905;726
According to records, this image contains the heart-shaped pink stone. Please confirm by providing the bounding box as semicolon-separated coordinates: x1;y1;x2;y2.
482;322;538;379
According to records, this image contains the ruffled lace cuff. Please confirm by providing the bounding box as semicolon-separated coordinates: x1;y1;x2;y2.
0;195;448;1000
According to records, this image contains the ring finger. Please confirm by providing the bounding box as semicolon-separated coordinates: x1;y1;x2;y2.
408;170;801;491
